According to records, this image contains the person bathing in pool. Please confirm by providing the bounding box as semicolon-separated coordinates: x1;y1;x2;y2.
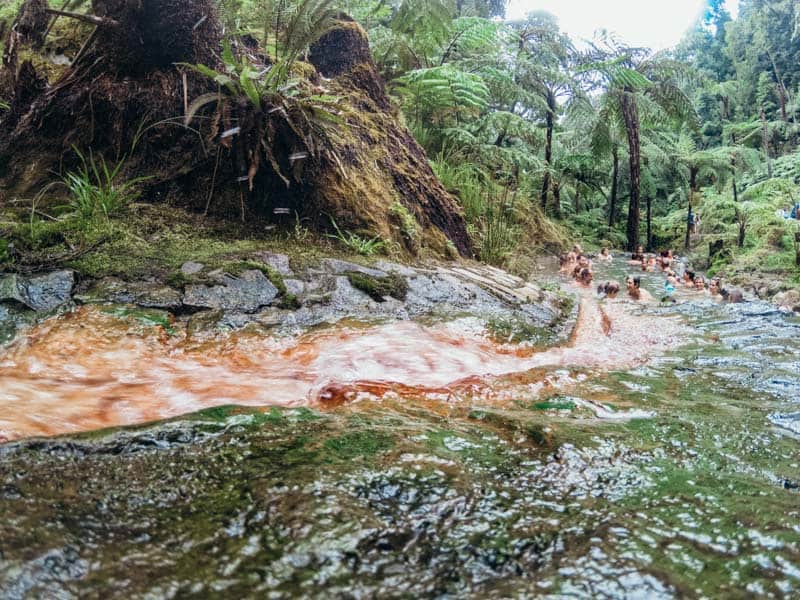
597;281;620;298
626;276;653;301
629;245;645;263
662;275;678;303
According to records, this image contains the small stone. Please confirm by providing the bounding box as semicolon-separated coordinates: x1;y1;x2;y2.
180;261;204;275
252;252;293;276
320;258;387;278
284;279;305;296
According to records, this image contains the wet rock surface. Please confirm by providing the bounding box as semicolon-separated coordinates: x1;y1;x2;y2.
61;256;575;341
0;405;663;598
76;277;183;309
0;269;74;311
0;269;74;343
183;270;280;313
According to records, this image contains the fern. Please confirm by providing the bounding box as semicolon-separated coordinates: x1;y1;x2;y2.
248;0;336;67
395;64;489;125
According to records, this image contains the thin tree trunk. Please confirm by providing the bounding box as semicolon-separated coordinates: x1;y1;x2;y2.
552;180;562;219
646;195;652;251
761;108;773;178
608;145;618;227
685;167;698;251
767;48;789;122
777;83;788;122
621;91;641;251
540;91;555;211
685;198;692;251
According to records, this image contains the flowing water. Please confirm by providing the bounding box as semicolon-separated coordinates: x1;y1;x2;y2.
1;260;799;598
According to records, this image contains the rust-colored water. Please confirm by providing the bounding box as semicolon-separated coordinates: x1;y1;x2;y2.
0;288;683;441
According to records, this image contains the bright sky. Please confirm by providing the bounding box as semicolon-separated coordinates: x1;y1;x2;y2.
505;0;740;50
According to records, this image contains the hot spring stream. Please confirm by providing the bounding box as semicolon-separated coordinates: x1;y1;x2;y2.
1;261;799;598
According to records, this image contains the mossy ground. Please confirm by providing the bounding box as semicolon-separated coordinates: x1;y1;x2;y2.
0;200;401;282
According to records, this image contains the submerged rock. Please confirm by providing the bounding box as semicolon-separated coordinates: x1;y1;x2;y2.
0;405;652;598
0;270;73;311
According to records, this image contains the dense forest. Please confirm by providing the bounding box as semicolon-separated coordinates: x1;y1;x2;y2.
1;0;799;291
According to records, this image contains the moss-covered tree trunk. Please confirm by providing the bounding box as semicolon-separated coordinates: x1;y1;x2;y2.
621;90;641;251
685;167;698;251
608;144;619;227
540;90;555;212
551;179;561;219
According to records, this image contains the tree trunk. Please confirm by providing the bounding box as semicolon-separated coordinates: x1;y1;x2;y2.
685;198;692;251
778;83;788;122
608;145;618;227
540;90;555;211
761;108;773;178
646;194;652;251
732;167;738;202
552;180;562;219
795;232;800;266
621;91;641;251
683;167;700;252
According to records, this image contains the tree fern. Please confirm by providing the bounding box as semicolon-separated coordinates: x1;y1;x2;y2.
395;64;489;125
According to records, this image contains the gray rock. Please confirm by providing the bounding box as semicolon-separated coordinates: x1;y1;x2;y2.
319;258;387;278
284;279;305;297
253;252;293;276
374;260;417;277
180;262;204;275
0;270;74;311
329;275;381;311
183;270;279;313
80;278;182;309
774;289;800;312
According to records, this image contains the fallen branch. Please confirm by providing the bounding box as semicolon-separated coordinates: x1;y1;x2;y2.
44;8;120;28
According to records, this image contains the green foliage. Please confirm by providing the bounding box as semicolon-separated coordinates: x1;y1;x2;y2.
254;0;337;63
63;150;147;223
430;155;486;220
395;65;489;126
474;190;520;266
327;218;386;256
389;202;419;241
0;0;25;24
